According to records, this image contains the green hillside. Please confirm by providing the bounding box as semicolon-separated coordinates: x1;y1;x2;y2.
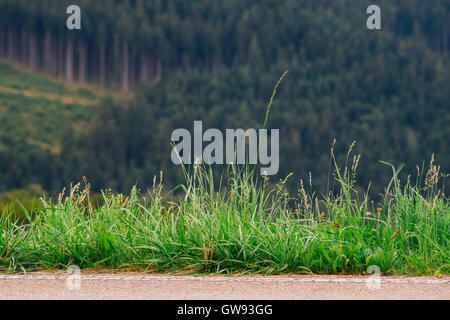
0;61;96;152
0;60;100;194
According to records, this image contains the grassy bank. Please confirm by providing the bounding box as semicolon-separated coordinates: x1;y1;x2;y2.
0;152;448;276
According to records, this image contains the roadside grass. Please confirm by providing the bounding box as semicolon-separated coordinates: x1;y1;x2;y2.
0;151;448;276
0;71;448;275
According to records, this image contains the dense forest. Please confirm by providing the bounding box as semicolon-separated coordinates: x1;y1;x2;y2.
1;0;449;88
0;0;449;199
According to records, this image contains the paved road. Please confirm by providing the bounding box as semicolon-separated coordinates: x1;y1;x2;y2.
0;272;448;300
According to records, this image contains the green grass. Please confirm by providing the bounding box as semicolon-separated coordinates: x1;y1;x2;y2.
0;69;448;276
0;61;98;97
0;152;448;275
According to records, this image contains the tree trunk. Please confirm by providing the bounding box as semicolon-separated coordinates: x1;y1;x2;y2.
65;39;74;83
50;32;57;75
44;30;52;74
0;25;4;57
28;30;38;70
140;54;149;83
21;28;28;64
7;28;15;60
99;41;106;87
130;46;136;89
57;36;64;78
156;55;162;81
149;55;155;81
78;40;87;83
122;41;129;91
113;35;120;85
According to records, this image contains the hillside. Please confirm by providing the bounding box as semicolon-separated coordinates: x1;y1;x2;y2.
0;0;448;198
0;61;97;150
0;60;97;191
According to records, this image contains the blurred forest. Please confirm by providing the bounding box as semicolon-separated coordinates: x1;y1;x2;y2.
0;0;448;200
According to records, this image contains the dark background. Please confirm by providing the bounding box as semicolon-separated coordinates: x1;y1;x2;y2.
0;0;448;201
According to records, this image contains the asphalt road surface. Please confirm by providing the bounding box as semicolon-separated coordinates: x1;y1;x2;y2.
0;272;448;300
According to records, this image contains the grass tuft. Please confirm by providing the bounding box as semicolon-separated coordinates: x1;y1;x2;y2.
0;151;448;275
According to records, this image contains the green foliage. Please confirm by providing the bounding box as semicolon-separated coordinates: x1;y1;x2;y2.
0;61;67;94
0;184;44;221
0;154;448;275
74;61;449;197
0;1;447;274
0;61;95;192
0;1;448;198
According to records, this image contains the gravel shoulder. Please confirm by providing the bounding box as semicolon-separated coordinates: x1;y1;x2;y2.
0;272;448;300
